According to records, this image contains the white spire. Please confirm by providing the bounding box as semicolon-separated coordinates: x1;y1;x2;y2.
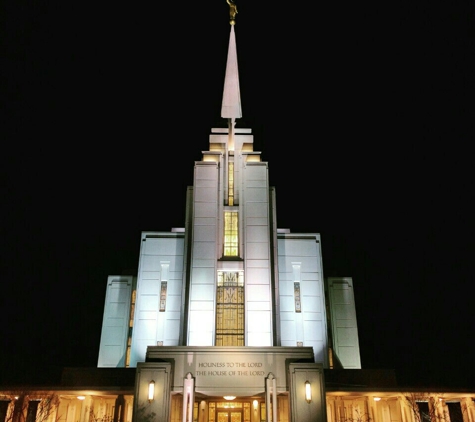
221;25;242;119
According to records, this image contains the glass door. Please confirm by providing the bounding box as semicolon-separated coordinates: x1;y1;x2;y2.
217;410;242;422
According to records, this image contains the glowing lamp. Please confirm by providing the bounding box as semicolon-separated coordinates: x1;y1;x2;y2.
305;381;312;403
148;380;155;402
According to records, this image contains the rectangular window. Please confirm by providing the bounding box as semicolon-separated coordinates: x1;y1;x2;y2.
216;271;244;346
160;282;167;312
417;402;431;422
224;211;239;257
228;161;234;206
447;402;463;422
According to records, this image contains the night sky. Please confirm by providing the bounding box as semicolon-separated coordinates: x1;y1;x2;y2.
1;1;474;387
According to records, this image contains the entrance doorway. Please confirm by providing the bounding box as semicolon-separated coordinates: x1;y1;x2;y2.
217;410;242;422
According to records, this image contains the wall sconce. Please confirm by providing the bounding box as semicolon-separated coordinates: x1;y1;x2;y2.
77;396;86;401
148;380;155;403
253;400;258;410
305;381;312;403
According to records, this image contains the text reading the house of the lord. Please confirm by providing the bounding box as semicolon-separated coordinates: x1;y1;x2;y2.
196;362;265;377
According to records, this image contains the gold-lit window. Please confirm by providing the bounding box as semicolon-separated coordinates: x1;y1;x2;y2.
125;290;136;367
224;211;238;257
216;271;244;346
228;161;234;206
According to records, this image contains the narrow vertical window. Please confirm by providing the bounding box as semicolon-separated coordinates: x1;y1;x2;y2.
228;161;234;206
125;289;136;367
224;211;239;257
216;271;244;346
292;263;302;313
159;262;169;312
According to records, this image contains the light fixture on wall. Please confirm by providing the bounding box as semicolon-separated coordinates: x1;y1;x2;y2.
373;397;381;402
148;380;155;403
253;400;258;410
223;396;236;401
77;396;86;401
305;381;312;403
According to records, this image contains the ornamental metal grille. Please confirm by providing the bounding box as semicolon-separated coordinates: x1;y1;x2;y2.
216;271;244;346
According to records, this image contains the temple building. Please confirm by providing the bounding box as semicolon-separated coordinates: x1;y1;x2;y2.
94;11;360;420
1;5;475;422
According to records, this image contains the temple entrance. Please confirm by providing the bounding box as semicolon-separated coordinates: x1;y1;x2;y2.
217;409;243;422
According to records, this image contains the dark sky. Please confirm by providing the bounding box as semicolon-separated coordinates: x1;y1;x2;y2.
1;1;474;387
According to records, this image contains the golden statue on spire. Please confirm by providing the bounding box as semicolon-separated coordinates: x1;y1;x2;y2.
226;0;237;25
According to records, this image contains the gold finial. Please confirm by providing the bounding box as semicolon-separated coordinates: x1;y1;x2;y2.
226;0;237;25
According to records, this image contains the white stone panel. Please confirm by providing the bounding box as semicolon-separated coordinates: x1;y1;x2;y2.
189;300;215;311
246;301;271;311
193;218;217;226
245;164;267;181
99;346;123;364
165;311;181;320
306;340;326;362
134;318;157;339
192;241;216;259
245;187;268;202
195;164;218;180
138;310;158;320
280;320;296;341
304;324;324;343
247;311;271;332
140;271;161;280
188;331;213;346
164;320;180;344
299;257;320;272
140;295;159;311
140;255;162;272
194;202;218;217
280;310;295;321
195;178;219;187
247;332;272;346
165;295;182;311
247;284;270;301
142;237;184;256
194;225;217;242
245;225;268;242
277;235;328;368
279;280;294;296
327;277;361;368
246;267;270;284
279;295;294;312
167;281;183;295
302;311;324;326
245;260;270;268
130;340;150;365
246;243;269;259
188;310;214;331
333;304;357;319
335;327;359;346
191;268;215;285
192;259;215;268
246;217;268;226
245;202;268;218
194;187;218;202
245;179;267;187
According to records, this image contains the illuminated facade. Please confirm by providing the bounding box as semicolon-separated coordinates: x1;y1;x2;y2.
92;16;361;421
2;7;474;422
